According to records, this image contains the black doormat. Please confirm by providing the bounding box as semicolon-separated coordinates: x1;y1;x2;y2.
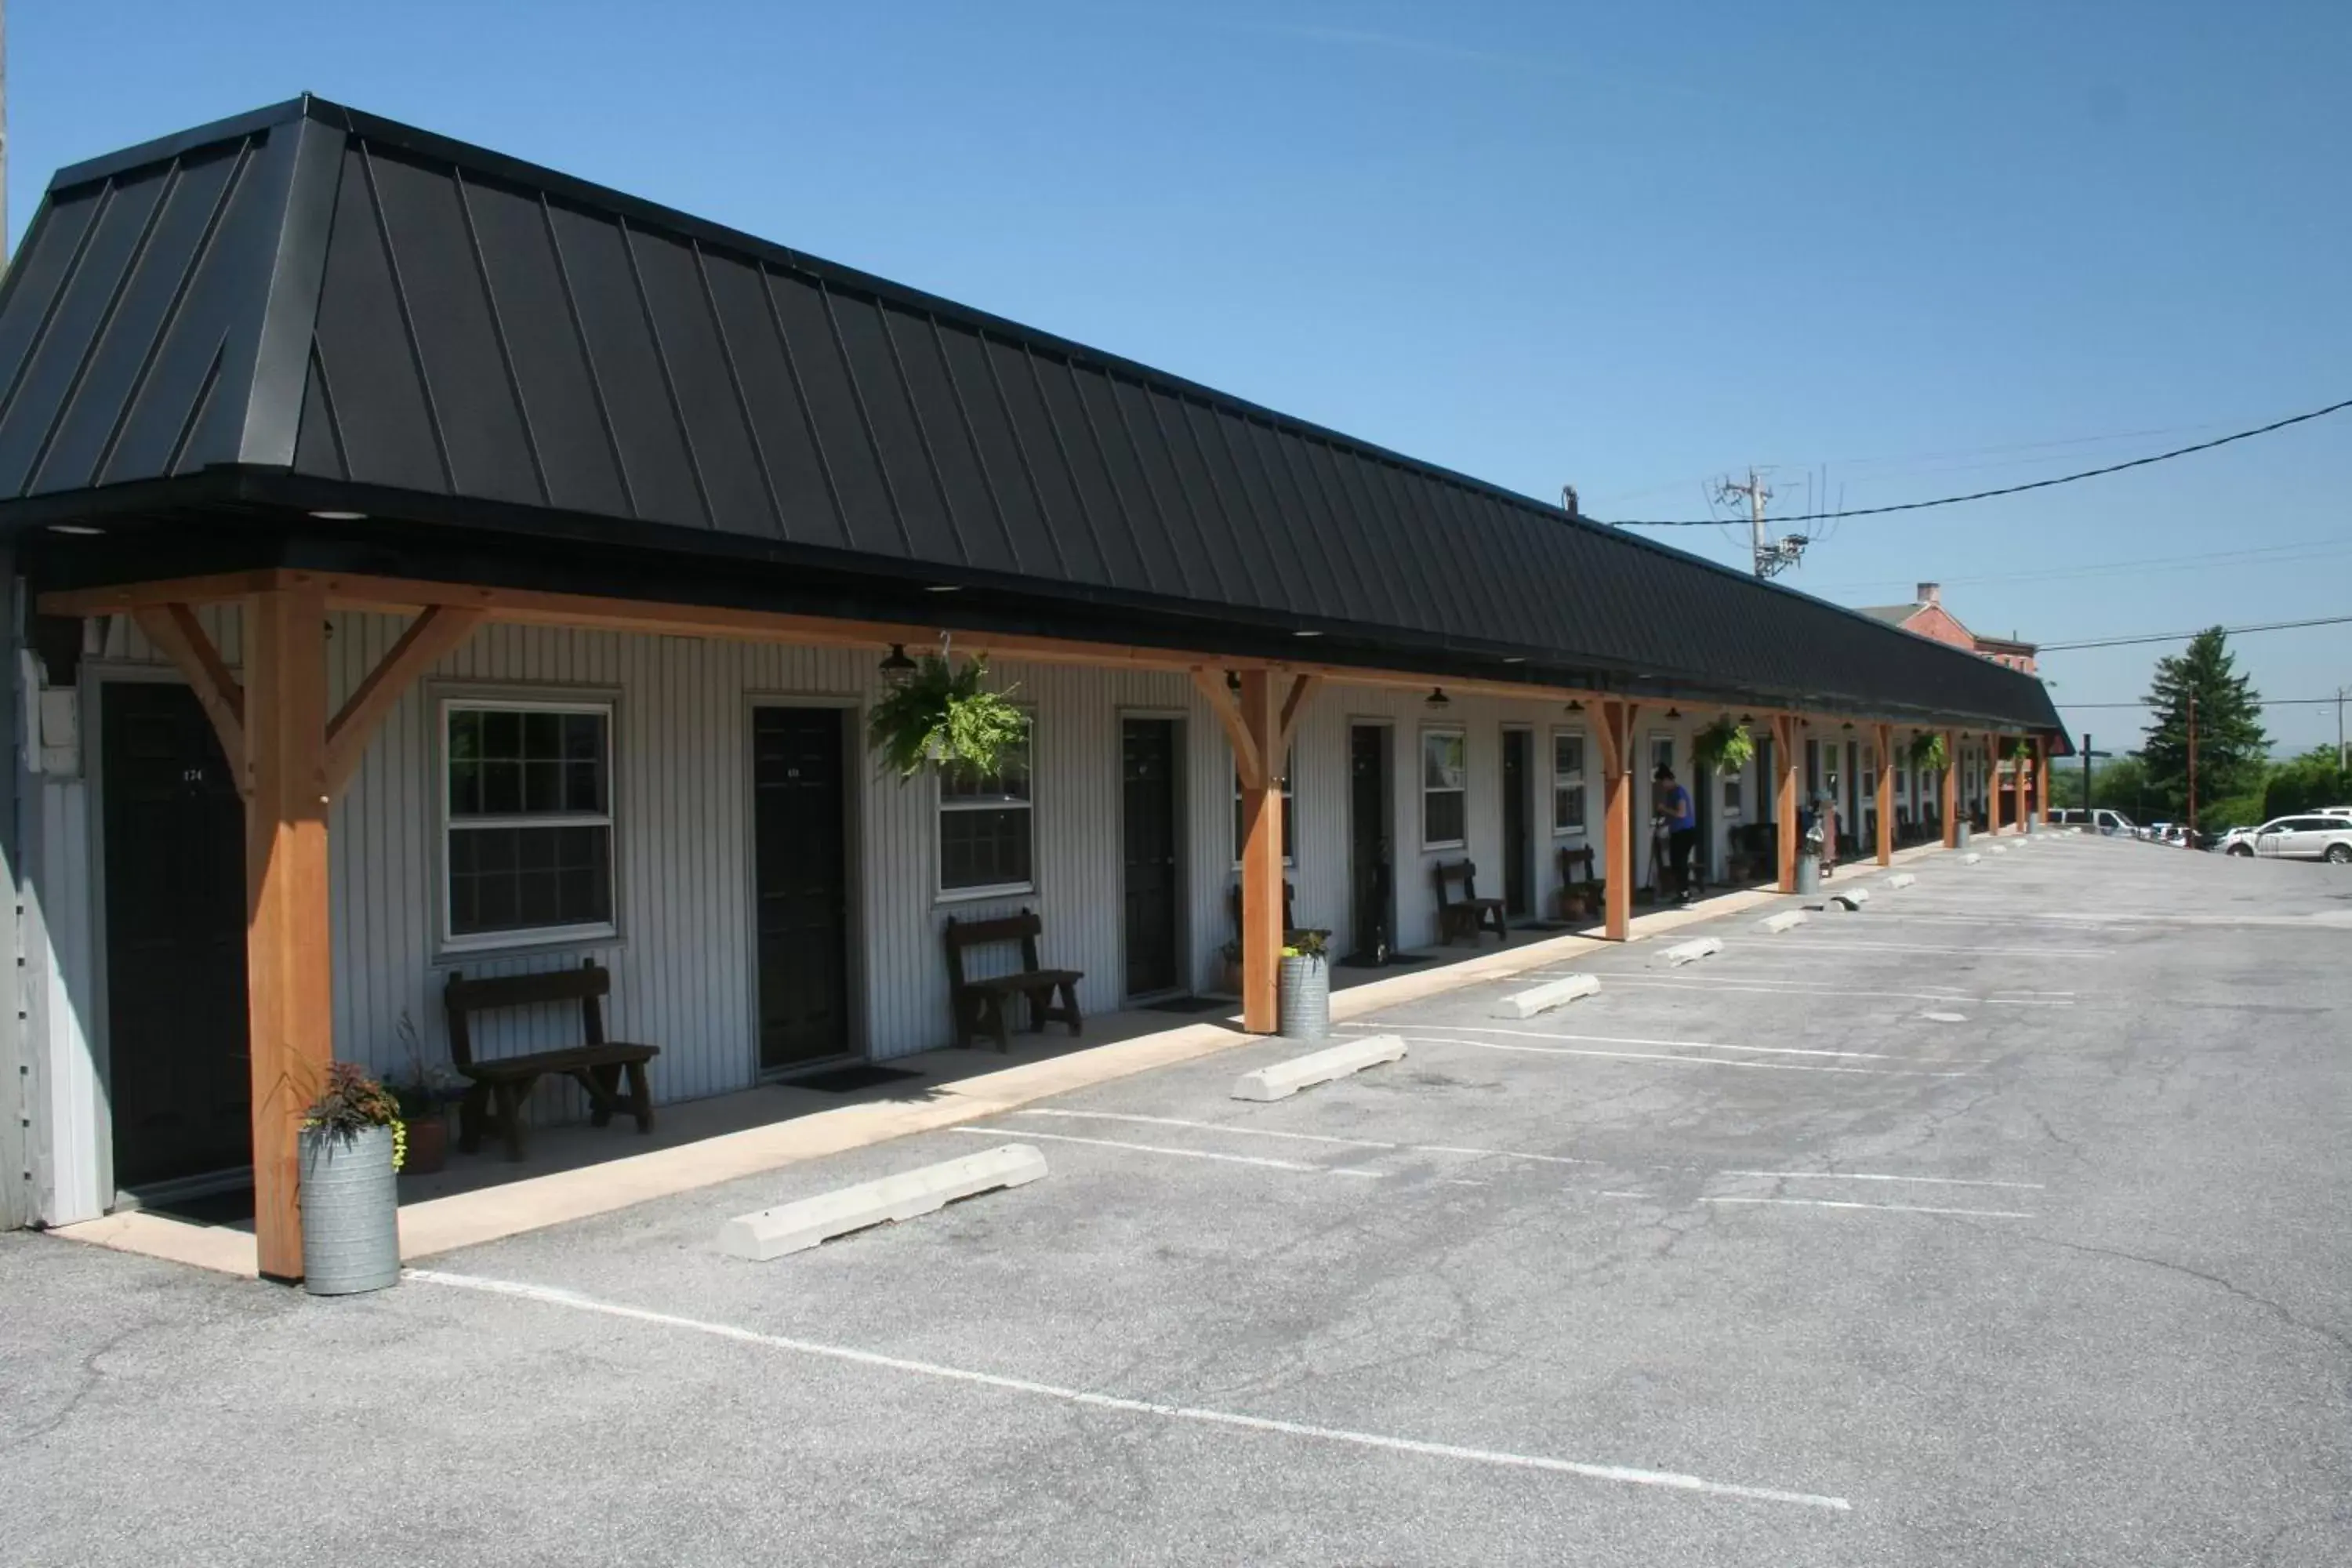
1337;950;1436;970
782;1064;927;1094
1138;995;1230;1014
1513;920;1578;933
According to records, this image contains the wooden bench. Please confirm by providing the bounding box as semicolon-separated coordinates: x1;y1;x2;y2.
1226;880;1331;949
944;909;1083;1053
1557;843;1596;887
1434;859;1508;945
442;958;658;1161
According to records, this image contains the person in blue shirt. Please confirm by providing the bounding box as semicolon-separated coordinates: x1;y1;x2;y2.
1655;765;1699;902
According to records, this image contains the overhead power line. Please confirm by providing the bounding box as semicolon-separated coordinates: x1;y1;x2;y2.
1596;397;2352;528
2039;613;2352;652
2056;697;2345;709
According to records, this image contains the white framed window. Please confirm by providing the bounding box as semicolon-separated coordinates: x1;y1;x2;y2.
938;721;1034;896
442;698;616;946
1421;727;1466;848
1233;746;1298;865
1551;729;1587;835
1722;769;1744;818
1649;735;1675;776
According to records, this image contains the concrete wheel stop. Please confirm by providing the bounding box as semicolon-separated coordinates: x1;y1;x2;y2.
1234;1035;1409;1101
718;1142;1047;1261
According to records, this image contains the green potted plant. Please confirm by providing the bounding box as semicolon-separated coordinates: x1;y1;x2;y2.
1692;716;1755;778
299;1062;405;1297
1909;731;1947;774
1276;929;1330;1041
387;1013;461;1176
1558;882;1591;921
1214;939;1243;998
867;648;1027;776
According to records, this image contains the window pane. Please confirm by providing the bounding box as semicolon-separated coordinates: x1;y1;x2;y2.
563;712;603;760
525;759;563;813
449;758;482;817
482;708;522;761
448;825;612;936
1554;734;1583;776
482;759;523;815
1555;784;1586;833
1423;731;1464;791
941;804;1033;890
1425;789;1465;846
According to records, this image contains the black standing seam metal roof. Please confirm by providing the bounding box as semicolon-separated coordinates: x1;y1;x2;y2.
0;94;2064;735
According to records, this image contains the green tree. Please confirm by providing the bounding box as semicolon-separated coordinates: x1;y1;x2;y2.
2137;629;2267;826
2262;746;2350;820
2090;754;2150;818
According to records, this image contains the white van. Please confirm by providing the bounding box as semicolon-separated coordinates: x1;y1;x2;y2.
2049;808;2135;836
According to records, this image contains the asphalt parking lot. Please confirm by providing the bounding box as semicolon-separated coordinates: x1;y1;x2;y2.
5;834;2348;1566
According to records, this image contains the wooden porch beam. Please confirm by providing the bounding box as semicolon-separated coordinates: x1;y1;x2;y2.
1772;714;1801;891
1192;666;1263;789
242;584;332;1284
1275;673;1320;758
1235;670;1285;1034
129;604;247;795
1984;733;2004;836
1941;730;1960;848
1597;699;1636;940
321;606;487;797
1874;721;1895;867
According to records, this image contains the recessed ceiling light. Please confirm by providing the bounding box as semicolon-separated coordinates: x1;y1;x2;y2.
925;584;961;593
1501;655;1525;664
45;524;103;536
308;509;368;521
1293;629;1322;638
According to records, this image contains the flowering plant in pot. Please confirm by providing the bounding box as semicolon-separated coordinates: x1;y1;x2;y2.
1276;928;1330;1041
1909;732;1947;773
299;1062;405;1296
387;1013;462;1176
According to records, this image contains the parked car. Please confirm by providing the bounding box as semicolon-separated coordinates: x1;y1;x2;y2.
2228;815;2352;863
2048;808;2136;836
2217;824;2260;855
2319;806;2352;818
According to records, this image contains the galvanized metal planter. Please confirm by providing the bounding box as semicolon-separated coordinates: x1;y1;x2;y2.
299;1123;400;1296
1277;953;1330;1041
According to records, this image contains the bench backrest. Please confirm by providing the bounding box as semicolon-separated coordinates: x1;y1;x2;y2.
1556;844;1595;884
1434;859;1483;904
444;957;610;1070
1226;880;1300;935
944;909;1044;991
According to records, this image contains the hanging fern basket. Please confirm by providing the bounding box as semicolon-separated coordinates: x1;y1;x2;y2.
1692;717;1755;778
1909;732;1948;772
867;652;1027;777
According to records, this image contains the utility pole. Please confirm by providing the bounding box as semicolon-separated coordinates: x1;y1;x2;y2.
2080;734;2111;821
1715;468;1809;579
2186;691;2198;844
2337;684;2347;774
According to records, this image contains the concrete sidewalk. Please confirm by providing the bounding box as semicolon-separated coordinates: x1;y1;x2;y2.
53;842;1959;1278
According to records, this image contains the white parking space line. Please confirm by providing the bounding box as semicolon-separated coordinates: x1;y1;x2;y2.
950;1126;1383;1177
1009;1109;1601;1167
1390;1034;1976;1078
1761;938;2103;958
1592;978;2075;1007
1719;1171;2045;1190
1345;1020;1962;1063
408;1269;1853;1512
1700;1196;2034;1219
1011;1109;1399;1151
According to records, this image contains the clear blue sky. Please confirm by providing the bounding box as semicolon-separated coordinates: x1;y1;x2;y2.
16;2;2350;753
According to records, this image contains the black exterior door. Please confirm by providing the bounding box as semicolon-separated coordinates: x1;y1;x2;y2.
1349;725;1392;957
1121;719;1180;997
754;708;851;1070
1502;729;1531;918
101;682;250;1191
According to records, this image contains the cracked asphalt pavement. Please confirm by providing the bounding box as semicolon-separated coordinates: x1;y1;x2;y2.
2;834;2347;1565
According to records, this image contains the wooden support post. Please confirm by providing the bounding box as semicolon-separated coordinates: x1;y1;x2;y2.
130;604;246;793
1874;722;1895;866
1772;714;1799;891
2035;737;2051;826
1941;731;1959;848
1235;670;1285;1034
244;584;332;1283
1985;734;2004;836
1594;700;1636;940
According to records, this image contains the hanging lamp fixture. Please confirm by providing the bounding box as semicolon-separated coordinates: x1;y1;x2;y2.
878;644;917;688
